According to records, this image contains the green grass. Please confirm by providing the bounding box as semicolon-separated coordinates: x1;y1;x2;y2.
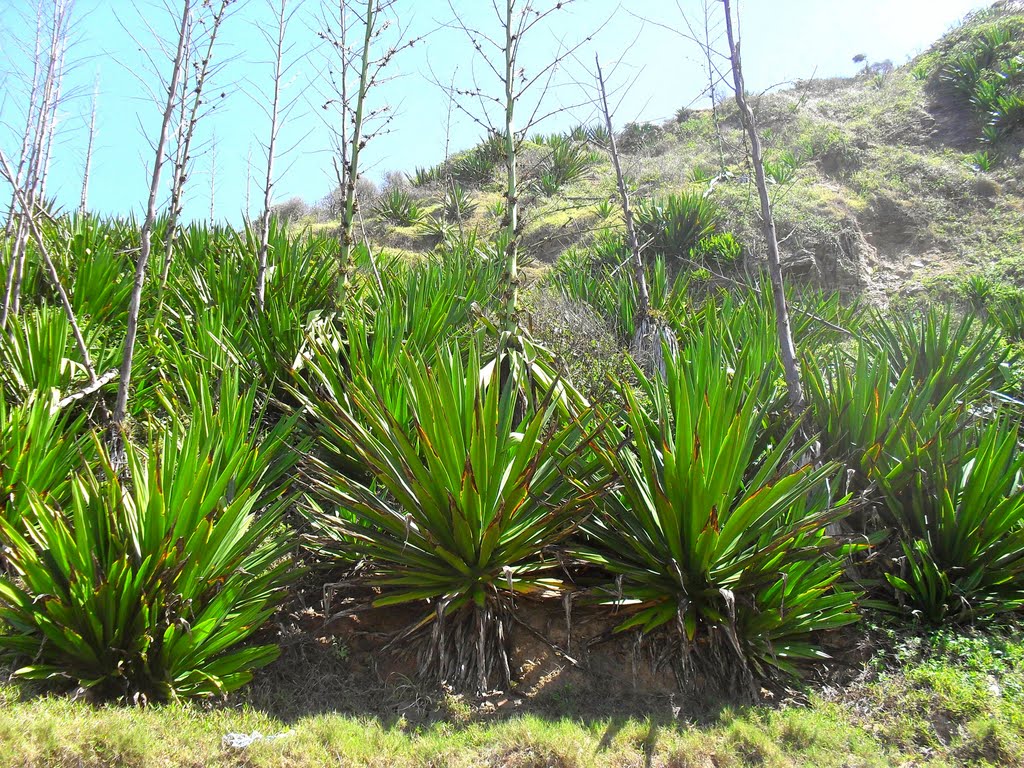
1;621;1023;766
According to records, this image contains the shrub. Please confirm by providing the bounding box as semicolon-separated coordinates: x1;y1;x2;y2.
409;166;441;187
586;123;611;148
693;232;743;264
967;149;994;172
450;134;506;185
878;416;1024;623
304;340;604;691
617;121;664;153
0;375;298;701
269;196;308;224
0;392;89;528
992;91;1024;133
595;198;616;219
634;192;721;263
862;306;1011;409
373;189;423;226
442;183;477;221
0;306;116;401
804;344;964;500
531;141;599;195
580;337;857;683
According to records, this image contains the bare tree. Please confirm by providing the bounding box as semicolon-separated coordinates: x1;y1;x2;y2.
0;148;112;408
722;0;803;409
594;56;647;318
317;0;422;294
245;143;252;218
1;0;75;328
111;0;193;448
208;130;217;228
445;0;600;332
79;69;99;216
158;0;235;291
1;0;45;240
255;0;304;310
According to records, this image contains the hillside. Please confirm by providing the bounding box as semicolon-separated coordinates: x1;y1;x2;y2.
350;1;1024;309
6;4;1024;767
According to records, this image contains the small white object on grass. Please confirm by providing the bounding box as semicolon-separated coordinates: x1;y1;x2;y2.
222;730;292;749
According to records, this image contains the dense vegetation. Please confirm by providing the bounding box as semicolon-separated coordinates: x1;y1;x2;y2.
2;2;1024;766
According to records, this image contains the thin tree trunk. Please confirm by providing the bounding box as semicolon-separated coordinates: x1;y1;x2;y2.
38;19;68;203
256;0;288;311
500;0;519;333
79;71;99;216
209;133;217;228
0;149;105;393
722;0;804;410
595;54;648;319
111;0;193;444
159;0;230;291
2;0;45;240
6;220;30;320
338;0;377;295
703;0;727;175
3;0;69;326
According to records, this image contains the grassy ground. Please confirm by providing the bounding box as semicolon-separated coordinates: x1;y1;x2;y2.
2;620;1022;767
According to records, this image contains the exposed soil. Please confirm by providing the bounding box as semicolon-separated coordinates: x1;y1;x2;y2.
238;589;869;727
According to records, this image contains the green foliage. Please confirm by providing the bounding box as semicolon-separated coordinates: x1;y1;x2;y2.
304;340;603;690
634;192;721;263
941;19;1024;143
585;123;611;148
488;198;506;221
0;392;89;528
409;166;441;187
533;140;600;195
804;344;961;497
0;374;299;701
878;417;1024;623
966;149;994;171
295;246;504;479
617;122;663;153
374;190;424;226
862;306;1010;409
418;215;456;244
580;338;857;680
992;290;1024;340
765;148;809;186
963;273;994;309
442;183;476;221
693;232;743;263
450;134;506;185
0;306;116;401
595;198;615;219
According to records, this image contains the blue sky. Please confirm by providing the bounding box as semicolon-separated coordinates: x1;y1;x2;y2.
0;0;988;223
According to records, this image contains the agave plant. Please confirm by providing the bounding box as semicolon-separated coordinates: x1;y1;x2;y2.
877;416;1024;623
67;216;133;329
442;183;477;222
862;306;1011;409
304;340;604;692
0;306;117;402
545;141;600;189
580;337;857;683
295;248;505;479
0;373;299;701
803;343;964;501
634;192;721;263
0;391;91;528
373;189;423;226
